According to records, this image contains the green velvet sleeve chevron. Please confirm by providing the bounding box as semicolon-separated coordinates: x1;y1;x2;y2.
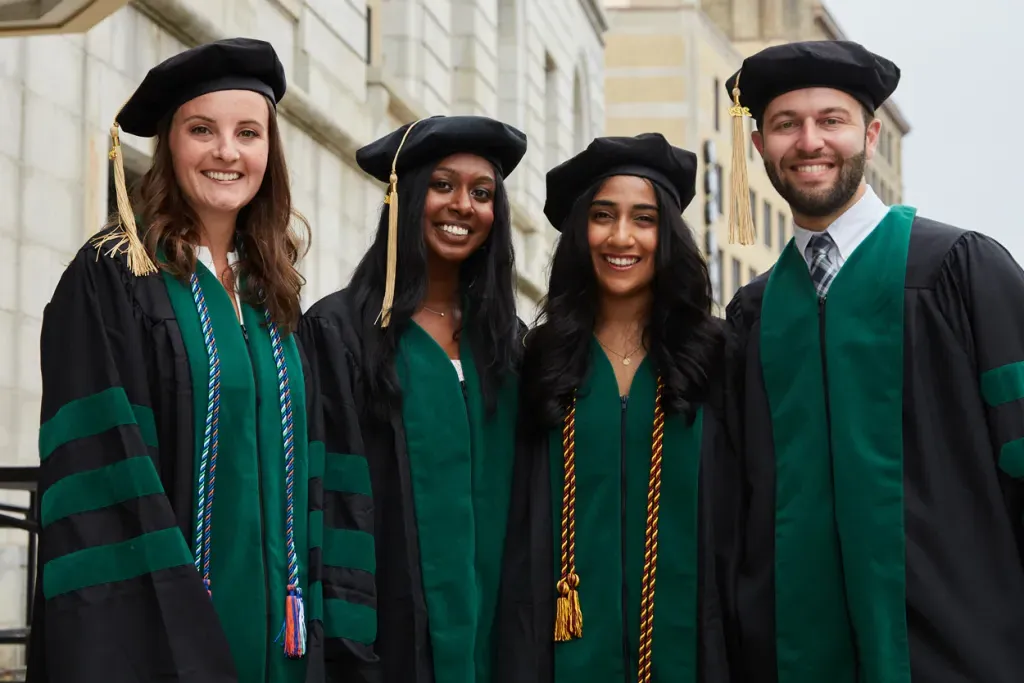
30;247;231;683
962;233;1024;485
297;311;379;681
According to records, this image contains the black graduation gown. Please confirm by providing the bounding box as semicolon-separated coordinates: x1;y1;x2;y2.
496;341;733;683
25;231;365;682
298;288;521;683
724;206;1024;683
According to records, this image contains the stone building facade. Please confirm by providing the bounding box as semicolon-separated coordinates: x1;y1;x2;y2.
0;0;607;666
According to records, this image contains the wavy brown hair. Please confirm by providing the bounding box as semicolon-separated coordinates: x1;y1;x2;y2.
132;95;309;334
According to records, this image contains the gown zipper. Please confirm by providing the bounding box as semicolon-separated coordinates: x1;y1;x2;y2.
818;298;831;435
242;322;273;683
620;395;631;682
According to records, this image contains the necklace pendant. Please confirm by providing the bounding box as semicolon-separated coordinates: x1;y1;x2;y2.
623;357;631;366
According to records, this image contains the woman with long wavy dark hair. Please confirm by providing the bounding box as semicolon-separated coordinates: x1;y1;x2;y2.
298;115;527;683
496;133;734;683
29;38;367;683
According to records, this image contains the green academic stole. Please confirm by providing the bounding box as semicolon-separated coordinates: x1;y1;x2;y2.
396;322;518;683
549;342;702;682
163;262;310;683
760;206;916;683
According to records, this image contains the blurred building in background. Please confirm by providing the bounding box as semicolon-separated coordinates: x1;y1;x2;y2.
604;0;909;310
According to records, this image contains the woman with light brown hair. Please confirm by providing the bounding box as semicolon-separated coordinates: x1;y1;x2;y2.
27;38;373;683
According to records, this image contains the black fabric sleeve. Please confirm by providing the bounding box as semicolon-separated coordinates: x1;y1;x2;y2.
941;233;1024;484
297;312;380;683
701;397;741;683
495;421;555;683
719;291;754;681
27;248;234;683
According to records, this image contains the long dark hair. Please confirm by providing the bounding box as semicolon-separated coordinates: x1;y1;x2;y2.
522;178;723;431
133;95;309;334
347;160;521;422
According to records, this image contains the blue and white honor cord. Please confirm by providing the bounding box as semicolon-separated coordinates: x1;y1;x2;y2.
188;272;306;658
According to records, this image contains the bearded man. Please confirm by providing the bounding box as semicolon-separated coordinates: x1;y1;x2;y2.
721;40;1024;683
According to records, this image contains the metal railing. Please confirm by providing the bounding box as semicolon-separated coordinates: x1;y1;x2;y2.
0;466;38;666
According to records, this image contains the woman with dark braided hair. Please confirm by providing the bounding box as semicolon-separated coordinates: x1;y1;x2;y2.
496;133;735;683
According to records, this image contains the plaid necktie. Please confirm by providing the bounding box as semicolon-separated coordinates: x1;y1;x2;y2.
806;233;839;299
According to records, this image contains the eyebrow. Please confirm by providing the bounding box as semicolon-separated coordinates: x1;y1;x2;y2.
433;166;495;183
184;114;266;129
768;106;853;124
592;199;659;211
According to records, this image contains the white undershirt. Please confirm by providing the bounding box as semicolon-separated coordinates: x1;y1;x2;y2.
451;359;464;382
792;185;891;271
195;246;243;321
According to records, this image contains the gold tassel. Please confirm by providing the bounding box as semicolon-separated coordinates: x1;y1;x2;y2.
566;575;582;637
728;73;756;246
91;123;158;276
375;118;426;328
554;580;572;642
554;575;582;641
377;172;400;327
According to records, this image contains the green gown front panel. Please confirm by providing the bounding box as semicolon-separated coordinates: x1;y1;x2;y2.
760;206;915;683
396;322;517;683
550;341;703;682
163;261;309;683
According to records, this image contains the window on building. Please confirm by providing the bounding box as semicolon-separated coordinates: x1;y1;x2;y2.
749;189;756;229
777;211;786;252
572;70;585;154
366;6;373;65
714;78;720;132
716;164;725;215
732;257;742;296
544;54;559;170
749;267;758;283
763;200;772;248
496;0;522;128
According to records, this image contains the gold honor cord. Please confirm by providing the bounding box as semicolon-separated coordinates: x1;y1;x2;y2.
555;390;582;641
636;377;665;683
554;377;668;683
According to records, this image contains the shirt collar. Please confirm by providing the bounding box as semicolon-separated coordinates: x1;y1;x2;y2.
195;245;239;274
792;185;889;260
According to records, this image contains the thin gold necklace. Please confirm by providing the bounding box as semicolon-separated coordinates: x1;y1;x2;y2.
596;336;643;366
421;304;459;318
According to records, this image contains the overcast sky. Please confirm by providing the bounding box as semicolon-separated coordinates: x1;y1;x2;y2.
826;0;1024;262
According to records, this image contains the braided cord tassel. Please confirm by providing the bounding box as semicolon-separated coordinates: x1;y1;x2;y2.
636;377;666;683
554;391;582;642
267;311;306;659
190;273;221;596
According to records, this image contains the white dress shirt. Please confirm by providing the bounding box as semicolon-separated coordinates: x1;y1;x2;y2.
792;185;890;270
195;245;243;320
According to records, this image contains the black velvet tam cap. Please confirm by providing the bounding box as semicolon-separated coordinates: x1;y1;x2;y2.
725;40;900;125
117;37;286;137
543;132;698;231
356;115;528;183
